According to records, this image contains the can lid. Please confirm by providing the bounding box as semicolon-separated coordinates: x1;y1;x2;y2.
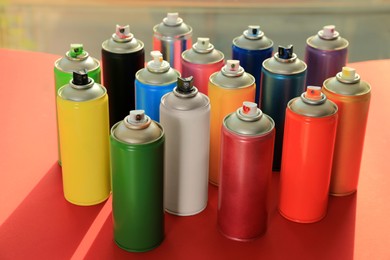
262;45;307;75
224;101;274;136
233;25;273;50
153;12;193;39
323;67;371;96
161;76;210;110
58;71;105;102
113;110;163;144
55;43;100;72
306;25;348;50
136;50;180;85
210;60;255;88
181;37;224;64
101;24;144;54
288;86;338;117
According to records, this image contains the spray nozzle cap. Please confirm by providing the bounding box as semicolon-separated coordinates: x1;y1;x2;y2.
177;76;194;93
194;37;212;51
115;24;132;39
243;25;264;39
164;12;183;26
72;70;91;85
151;50;163;66
336;66;361;83
318;25;340;40
305;86;322;100
128;110;147;124
221;60;244;77
69;44;85;58
242;101;258;116
278;45;294;59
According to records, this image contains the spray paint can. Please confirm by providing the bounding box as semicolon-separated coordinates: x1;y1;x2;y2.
232;25;273;103
218;102;275;241
209;60;255;185
305;25;348;87
57;71;110;206
260;45;307;171
153;12;192;73
54;43;101;165
135;51;180;122
110;110;165;252
102;25;145;127
322;67;371;196
160;76;210;216
181;37;224;95
279;86;338;223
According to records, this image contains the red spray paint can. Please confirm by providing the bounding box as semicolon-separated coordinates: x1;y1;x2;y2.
279;86;338;223
218;101;275;241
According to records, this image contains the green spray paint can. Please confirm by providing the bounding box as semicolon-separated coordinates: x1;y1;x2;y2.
110;110;165;252
54;43;101;165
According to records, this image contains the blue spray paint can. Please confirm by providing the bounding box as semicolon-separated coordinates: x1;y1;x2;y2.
260;45;307;171
135;51;180;122
232;25;273;104
305;25;348;87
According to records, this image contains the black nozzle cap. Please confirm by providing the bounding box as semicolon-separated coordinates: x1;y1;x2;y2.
177;76;194;93
278;45;293;59
72;70;91;85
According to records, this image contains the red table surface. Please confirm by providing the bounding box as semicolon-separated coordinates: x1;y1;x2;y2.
0;48;389;260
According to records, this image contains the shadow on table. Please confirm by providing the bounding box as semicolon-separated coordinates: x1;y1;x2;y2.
0;163;106;260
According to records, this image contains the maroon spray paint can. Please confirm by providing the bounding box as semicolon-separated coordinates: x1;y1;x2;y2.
218;101;275;241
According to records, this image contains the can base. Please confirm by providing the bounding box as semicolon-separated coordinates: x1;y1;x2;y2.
64;194;110;206
114;238;163;253
217;226;266;242
330;189;357;197
278;208;326;223
165;204;207;216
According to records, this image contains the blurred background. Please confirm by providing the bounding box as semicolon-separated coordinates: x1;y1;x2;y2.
1;0;390;62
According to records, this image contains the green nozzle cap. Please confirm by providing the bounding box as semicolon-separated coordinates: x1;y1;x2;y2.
69;43;85;58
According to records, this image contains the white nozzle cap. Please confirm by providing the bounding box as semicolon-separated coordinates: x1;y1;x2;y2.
128;110;146;124
341;67;356;81
306;86;322;100
116;25;131;39
323;25;335;37
242;101;258;117
196;37;210;50
150;50;163;67
226;60;240;73
248;25;261;36
165;12;180;26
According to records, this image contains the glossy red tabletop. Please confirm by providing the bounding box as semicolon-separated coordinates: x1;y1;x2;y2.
0;49;389;260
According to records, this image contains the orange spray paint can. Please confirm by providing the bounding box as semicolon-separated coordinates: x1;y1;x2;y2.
279;86;338;223
322;67;371;196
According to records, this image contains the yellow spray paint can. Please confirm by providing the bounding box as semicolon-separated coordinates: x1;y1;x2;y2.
57;71;111;205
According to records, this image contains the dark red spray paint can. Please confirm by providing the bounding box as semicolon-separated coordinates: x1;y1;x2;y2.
218;101;275;241
279;86;338;223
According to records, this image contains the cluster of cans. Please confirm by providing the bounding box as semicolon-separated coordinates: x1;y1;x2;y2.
53;12;371;251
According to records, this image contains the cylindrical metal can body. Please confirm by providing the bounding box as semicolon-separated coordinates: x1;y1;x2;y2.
232;25;273;103
110;111;165;252
260;45;307;171
181;37;224;95
279;87;338;223
57;73;110;205
209;60;256;185
305;25;348;87
153;13;192;73
160;77;210;215
135;51;180;122
102;25;145;127
322;67;371;196
54;44;101;165
218;102;275;241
